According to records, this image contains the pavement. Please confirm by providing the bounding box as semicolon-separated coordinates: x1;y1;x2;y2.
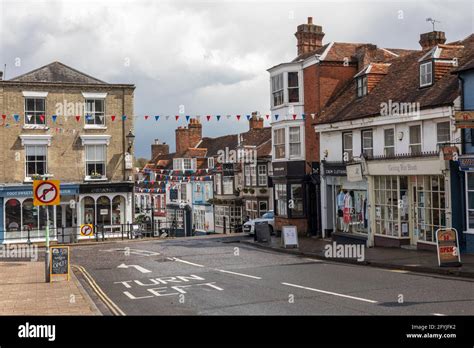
241;236;474;279
0;261;100;315
69;235;474;315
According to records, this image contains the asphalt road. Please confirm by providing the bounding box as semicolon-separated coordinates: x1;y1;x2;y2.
71;235;474;315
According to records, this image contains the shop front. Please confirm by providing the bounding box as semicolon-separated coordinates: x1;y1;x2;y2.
320;161;369;244
0;183;79;243
78;182;133;232
366;156;451;250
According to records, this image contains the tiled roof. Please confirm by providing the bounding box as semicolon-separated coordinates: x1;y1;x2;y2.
318;35;474;125
198;134;239;157
8;61;106;84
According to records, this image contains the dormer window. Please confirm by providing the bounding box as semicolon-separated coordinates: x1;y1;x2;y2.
420;61;433;87
173;158;196;171
356;76;368;97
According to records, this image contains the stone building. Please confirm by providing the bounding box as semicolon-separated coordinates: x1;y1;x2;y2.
0;61;135;242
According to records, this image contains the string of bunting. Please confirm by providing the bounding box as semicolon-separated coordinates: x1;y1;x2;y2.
0;113;317;124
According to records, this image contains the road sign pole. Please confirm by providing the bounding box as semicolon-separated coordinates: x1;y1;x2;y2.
45;206;50;283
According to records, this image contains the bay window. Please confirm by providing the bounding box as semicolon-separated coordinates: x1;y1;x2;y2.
436;121;450;144
272;73;284;107
289;127;301;158
287;72;299;103
274;128;286;159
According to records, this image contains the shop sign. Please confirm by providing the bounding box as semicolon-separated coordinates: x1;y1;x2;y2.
458;156;474;171
323;163;347;176
436;228;461;267
125;153;133;170
50;246;70;281
80;183;133;194
281;226;298;248
441;146;459;161
454;111;474;128
346;163;363;182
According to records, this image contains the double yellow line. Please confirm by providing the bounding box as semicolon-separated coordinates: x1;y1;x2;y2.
72;264;125;316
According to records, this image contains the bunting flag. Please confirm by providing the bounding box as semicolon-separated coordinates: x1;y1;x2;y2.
274;114;279;121
75;115;81;122
39;115;45;123
246;114;251;121
175;115;179;121
226;115;231;119
236;115;241;121
52;115;57;122
155;115;160;121
165;115;170;120
265;114;270;119
311;113;316;120
292;114;297;120
122;115;127;121
1;114;6;120
302;113;306;120
196;115;201;121
111;115;116;122
13;114;19;122
206;115;211;121
185;115;190;122
216;115;221;121
144;115;149;120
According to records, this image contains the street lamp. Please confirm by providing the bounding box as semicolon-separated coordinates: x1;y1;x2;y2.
126;129;135;152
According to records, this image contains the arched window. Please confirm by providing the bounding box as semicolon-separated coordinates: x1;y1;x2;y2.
112;195;125;225
22;198;38;231
97;196;111;225
83;196;95;225
5;199;21;232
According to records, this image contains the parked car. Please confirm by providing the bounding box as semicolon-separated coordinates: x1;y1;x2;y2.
243;211;275;235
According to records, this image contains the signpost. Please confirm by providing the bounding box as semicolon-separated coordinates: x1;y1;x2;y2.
436;228;462;267
50;246;70;281
33;180;61;283
281;225;298;248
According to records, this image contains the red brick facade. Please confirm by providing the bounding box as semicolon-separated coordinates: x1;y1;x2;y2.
175;118;202;155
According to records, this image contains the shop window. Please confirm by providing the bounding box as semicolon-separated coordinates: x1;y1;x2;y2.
25;98;46;125
362;130;373;158
85;144;106;179
26;145;47;177
275;184;287;217
289;127;301;158
39;206;54;230
287;72;299;103
83;196;95;225
97;196;111;225
290;184;304;216
112;196;125;225
374;176;400;237
384;129;395;157
466;173;474;230
409;125;422;154
5;199;21;232
167;209;183;229
22;198;38;231
342;132;353;161
85;99;105;126
193;209;206;230
271;73;284;107
273;128;286;159
436;122;450;144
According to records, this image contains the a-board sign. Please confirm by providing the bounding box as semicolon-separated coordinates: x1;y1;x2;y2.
281;225;298;248
50;246;70;280
436;228;461;267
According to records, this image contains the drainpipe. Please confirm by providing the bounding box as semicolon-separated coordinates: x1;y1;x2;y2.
122;88;126;181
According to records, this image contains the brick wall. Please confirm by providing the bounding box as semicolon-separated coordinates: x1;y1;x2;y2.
0;83;134;183
175;119;202;155
275;216;308;237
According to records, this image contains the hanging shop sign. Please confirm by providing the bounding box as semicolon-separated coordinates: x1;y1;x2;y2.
346;163;363;182
441;146;459;161
454;111;474;128
322;163;347;176
435;228;461;267
33;180;61;206
458;156;474;171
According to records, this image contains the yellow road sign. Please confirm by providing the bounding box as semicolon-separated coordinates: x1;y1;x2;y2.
33;180;60;206
80;224;94;236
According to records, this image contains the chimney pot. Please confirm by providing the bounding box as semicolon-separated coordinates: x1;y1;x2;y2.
308;17;313;25
419;31;446;50
295;18;325;56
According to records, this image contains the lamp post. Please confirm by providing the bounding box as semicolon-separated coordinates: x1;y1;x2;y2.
126;129;135;153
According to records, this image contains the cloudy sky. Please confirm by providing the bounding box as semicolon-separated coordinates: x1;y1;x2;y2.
0;0;472;158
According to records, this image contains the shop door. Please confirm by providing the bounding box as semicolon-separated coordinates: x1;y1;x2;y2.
57;204;75;243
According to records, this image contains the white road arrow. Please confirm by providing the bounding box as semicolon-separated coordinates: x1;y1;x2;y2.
117;263;152;274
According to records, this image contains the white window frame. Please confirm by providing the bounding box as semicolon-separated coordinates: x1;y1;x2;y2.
466;172;474;234
436;121;451;144
173;158;196;171
244;165;251;186
420;61;433;87
207;157;215;169
25;145;48;179
271;73;284;107
273;128;286;159
361;129;373;158
258;164;267;186
342;131;353;162
84;98;106;127
24;97;46;126
287;71;299;103
409;124;423;154
85;144;107;181
384;128;395;157
289;126;301;159
223;176;233;195
356;76;368;97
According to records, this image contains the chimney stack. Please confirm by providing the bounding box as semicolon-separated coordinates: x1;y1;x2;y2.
151;139;169;159
295;17;325;56
175;118;202;155
419;31;446;50
0;71;3;80
249;111;263;130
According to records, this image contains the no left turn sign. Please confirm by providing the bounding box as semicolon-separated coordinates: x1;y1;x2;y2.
80;224;94;236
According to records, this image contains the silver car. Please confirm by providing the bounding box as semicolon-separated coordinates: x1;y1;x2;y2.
243;211;275;235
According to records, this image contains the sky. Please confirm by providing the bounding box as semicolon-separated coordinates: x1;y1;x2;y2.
0;0;473;158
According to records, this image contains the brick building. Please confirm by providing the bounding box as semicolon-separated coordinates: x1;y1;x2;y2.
0;62;135;242
269;17;411;236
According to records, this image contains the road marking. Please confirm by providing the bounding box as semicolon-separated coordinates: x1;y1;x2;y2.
117;263;152;273
101;248;160;256
304;258;323;262
432;313;446;316
387;269;410;274
171;257;205;267
216;269;262;279
72;265;126;316
281;282;378;304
